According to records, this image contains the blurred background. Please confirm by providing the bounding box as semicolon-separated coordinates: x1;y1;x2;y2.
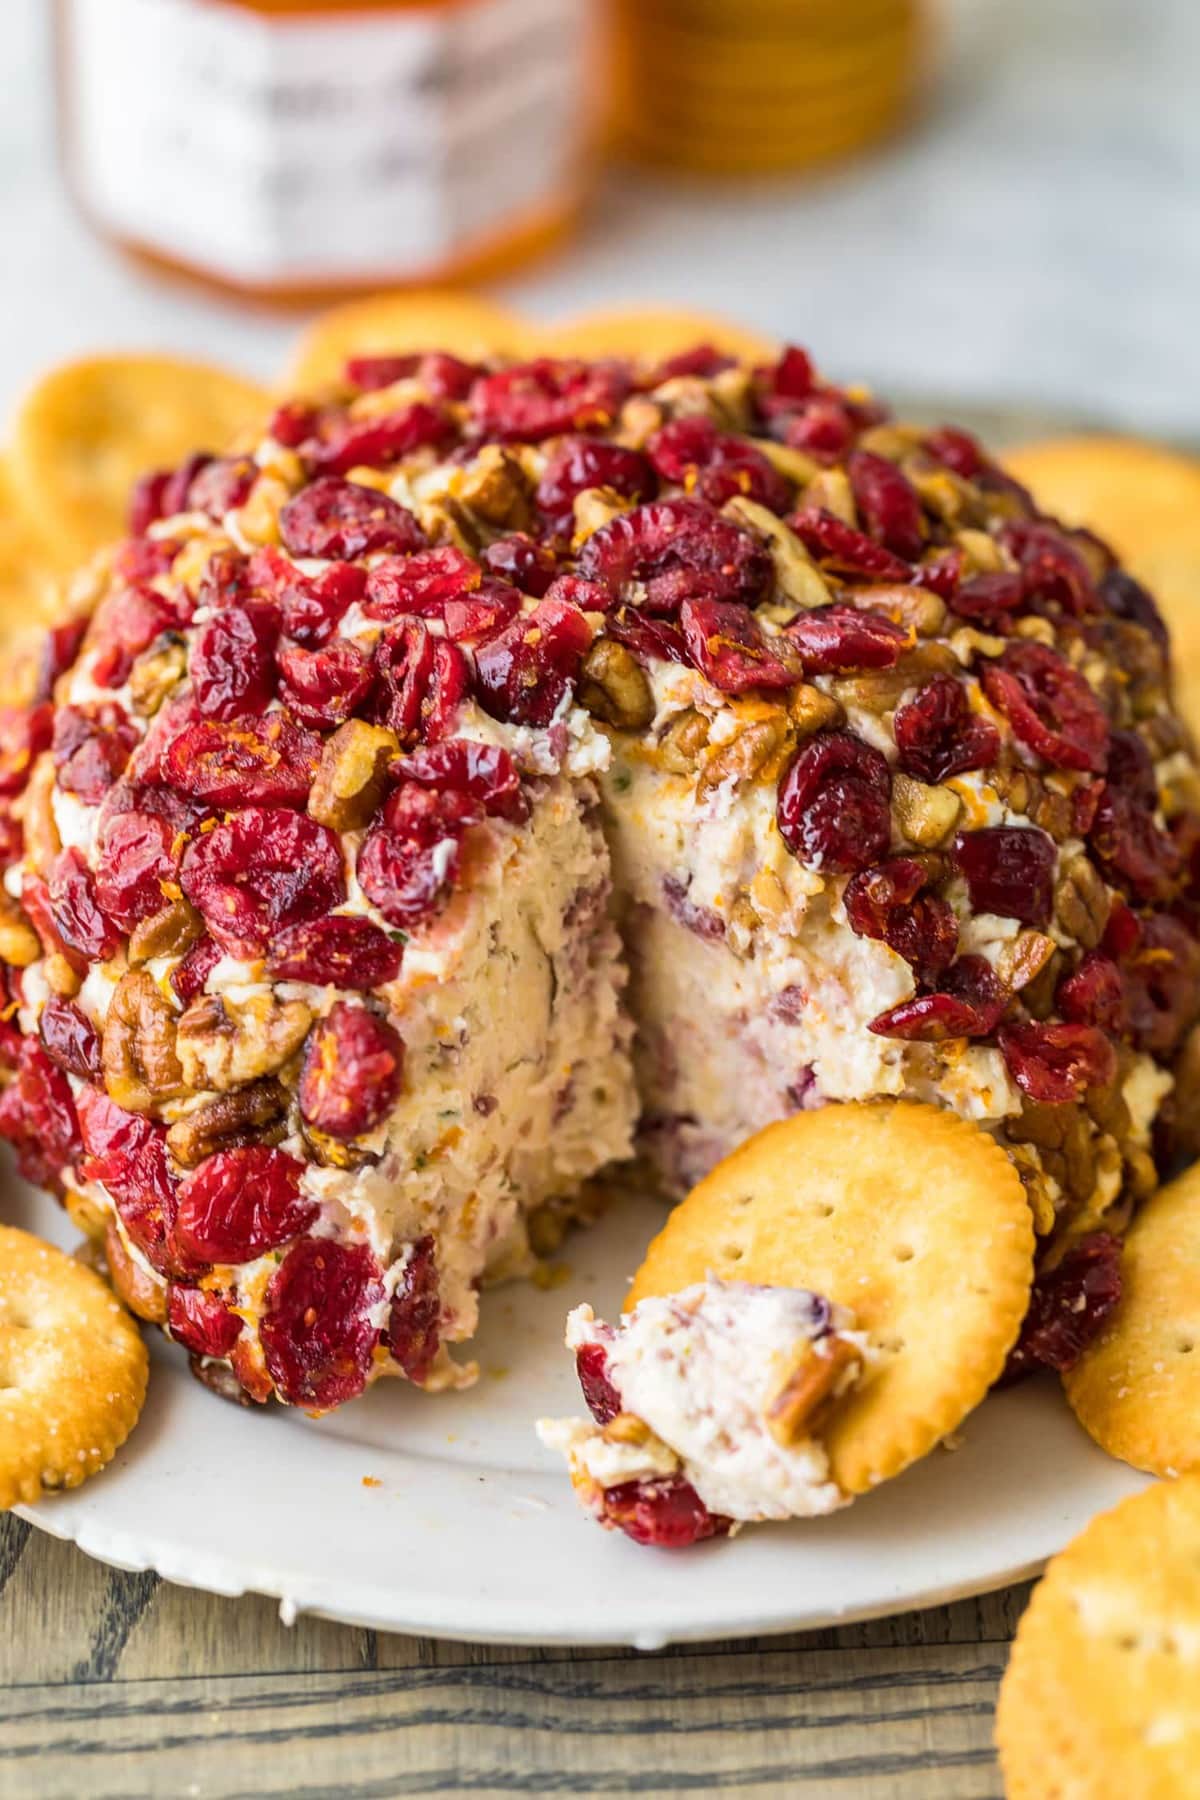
2;0;1198;430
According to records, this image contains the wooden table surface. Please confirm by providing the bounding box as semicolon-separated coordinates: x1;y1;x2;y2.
0;1511;1023;1798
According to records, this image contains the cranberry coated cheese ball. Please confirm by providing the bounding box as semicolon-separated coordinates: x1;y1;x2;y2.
0;340;1195;1406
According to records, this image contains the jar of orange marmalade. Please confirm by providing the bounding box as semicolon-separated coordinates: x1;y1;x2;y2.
53;0;594;301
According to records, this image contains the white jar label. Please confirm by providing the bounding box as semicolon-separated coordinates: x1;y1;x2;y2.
61;0;588;284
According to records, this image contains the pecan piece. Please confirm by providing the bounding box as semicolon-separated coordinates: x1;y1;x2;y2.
656;708;710;774
128;640;187;717
177;991;313;1092
833;645;958;714
0;891;41;967
697;715;789;795
102;968;186;1113
722;497;832;610
128;897;204;966
105;1219;167;1323
456;444;533;530
166;1078;288;1167
578;638;654;731
308;720;398;833
1054;854;1110;949
20;753;60;877
788;683;845;738
767;1335;863;1447
891;772;961;848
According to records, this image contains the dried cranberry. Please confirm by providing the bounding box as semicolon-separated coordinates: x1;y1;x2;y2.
576;1341;621;1423
301;403;451;476
474;595;592;726
267;915;403;989
167;1285;243;1359
785;602;910;673
846;451;924;559
21;871;81;971
578;498;770;613
869;955;1007;1041
175;1147;316;1264
1089;740;1178;902
344;350;479;399
0;702;53;795
35;617;89;700
910;550;963;600
398;738;528;823
261;1237;384;1410
606;609;689;666
789;508;911;582
1003;520;1096;616
114;533;179;587
0;802;21;868
181;808;345;957
999;1020;1117;1103
276;638;374;729
1003;1234;1123;1381
536;436;656;535
78;1084;179;1274
980;643;1109;774
776;731;891;873
950;571;1025;627
39;995;101;1080
650;343;736;382
647;416;790;514
375;622;469;744
781;396;857;462
1099;567;1167;647
254;550;366;647
481;533;557;598
442;579;523;643
279;476;425;560
163;713;321;808
190;605;279;721
1122;914;1200;1056
925;426;984;479
388;1235;440;1383
357;782;478;929
94;810;178;931
1057;951;1126;1034
89;585;183;688
893;675;1000;786
469;357;629;442
0;1038;81;1192
955;827;1057;927
196;547;254;611
364;548;481;620
679;598;800;693
128;468;172;536
187;455;257;519
598;1476;732;1548
844;858;957;976
52;702;139;803
160;451;214;517
49;848;120;960
299;1002;404;1141
765;345;815;401
171;934;221;1007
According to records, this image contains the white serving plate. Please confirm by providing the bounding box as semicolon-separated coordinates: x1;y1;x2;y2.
12;1174;1148;1649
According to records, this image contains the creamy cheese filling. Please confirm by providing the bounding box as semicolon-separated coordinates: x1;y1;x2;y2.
538;1280;869;1522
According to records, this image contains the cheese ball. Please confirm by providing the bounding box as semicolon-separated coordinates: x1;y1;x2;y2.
0;339;1194;1406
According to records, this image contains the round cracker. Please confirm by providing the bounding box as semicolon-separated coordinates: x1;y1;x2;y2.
10;355;270;566
996;1477;1200;1799
1003;435;1200;728
626;1101;1034;1495
1064;1162;1200;1477
0;1225;148;1508
286;290;529;393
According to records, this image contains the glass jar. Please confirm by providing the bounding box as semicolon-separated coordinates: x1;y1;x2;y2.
53;0;595;302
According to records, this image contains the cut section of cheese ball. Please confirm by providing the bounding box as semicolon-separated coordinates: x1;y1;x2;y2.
0;334;1195;1406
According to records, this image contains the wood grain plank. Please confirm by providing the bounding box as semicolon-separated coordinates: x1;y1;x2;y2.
0;1645;1005;1800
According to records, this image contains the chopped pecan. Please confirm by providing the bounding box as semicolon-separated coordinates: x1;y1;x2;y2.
128;897;204;966
1085;1069;1132;1141
1020;947;1063;1020
905;459;977;526
656;708;710;773
43;953;82;998
177;991;313;1093
578;638;654;731
833;644;958;714
1006;1143;1059;1236
751;438;819;484
698;715;789;795
891;772;961;847
802;467;856;525
105;1218;167;1323
128;639;187;716
767;1335;862;1446
63;1186;108;1243
20;753;60;877
722;497;832;610
788;683;845;738
954;527;1007;575
456;444;532;530
993;768;1075;843
997;929;1058;995
0;892;41;967
848;583;946;639
308;719;398;832
166;1078;288;1167
572;487;634;544
603;1411;654;1448
1054;854;1110;949
102;968;187;1113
